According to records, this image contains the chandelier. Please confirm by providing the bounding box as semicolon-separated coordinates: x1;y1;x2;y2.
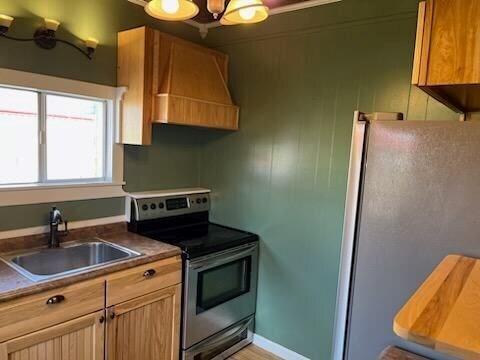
145;0;269;24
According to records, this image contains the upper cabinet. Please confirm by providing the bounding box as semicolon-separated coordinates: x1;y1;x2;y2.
412;0;480;114
118;27;239;145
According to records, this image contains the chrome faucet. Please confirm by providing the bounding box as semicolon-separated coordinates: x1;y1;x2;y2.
49;207;68;248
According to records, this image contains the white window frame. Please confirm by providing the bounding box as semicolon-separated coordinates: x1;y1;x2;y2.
0;68;126;206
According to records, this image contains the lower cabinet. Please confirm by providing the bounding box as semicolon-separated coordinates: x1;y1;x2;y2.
106;284;181;360
0;311;105;360
0;257;182;360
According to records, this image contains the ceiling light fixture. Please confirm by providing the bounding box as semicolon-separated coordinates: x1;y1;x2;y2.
144;0;268;24
220;0;269;25
145;0;199;21
0;15;99;60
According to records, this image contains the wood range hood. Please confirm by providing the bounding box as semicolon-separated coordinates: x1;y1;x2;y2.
117;27;239;145
153;33;239;130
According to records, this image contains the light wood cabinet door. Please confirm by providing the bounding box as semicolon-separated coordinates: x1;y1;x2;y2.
412;0;480;113
117;27;154;146
0;311;105;360
421;0;480;86
106;284;181;360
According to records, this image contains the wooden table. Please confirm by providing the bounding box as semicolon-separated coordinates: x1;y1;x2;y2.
394;255;480;359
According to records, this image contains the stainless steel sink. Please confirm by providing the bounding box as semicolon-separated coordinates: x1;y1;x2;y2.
0;239;141;282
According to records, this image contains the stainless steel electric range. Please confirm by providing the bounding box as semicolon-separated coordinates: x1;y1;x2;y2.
127;189;259;360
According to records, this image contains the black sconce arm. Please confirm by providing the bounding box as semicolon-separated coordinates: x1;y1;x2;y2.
0;27;96;60
56;38;95;60
0;33;36;42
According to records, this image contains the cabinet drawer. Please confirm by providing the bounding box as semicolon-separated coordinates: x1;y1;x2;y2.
0;278;104;342
106;256;182;306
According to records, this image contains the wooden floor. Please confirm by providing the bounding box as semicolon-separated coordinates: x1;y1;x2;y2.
229;345;282;360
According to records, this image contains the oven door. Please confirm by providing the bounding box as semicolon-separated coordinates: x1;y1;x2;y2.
183;242;258;349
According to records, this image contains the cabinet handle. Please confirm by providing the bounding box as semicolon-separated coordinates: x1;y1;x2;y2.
46;295;65;305
110;311;116;320
143;269;156;278
99;316;105;324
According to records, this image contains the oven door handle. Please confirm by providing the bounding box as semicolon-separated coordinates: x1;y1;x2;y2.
189;243;257;270
188;317;253;355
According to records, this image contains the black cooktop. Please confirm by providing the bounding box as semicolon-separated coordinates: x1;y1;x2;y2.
129;212;258;259
145;223;258;259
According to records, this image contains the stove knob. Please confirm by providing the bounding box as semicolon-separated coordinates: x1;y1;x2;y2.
159;202;165;209
150;203;157;210
196;198;202;204
202;197;208;203
142;204;148;211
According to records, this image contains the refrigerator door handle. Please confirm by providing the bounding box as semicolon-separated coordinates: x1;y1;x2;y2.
332;111;369;360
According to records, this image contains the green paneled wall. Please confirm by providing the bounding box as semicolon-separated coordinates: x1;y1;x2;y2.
0;0;200;230
123;125;212;192
197;1;457;359
0;198;125;231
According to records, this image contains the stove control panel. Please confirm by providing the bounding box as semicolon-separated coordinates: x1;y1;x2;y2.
131;192;210;221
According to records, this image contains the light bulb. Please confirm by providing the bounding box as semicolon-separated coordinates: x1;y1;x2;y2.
85;37;99;50
161;0;180;14
239;6;256;20
44;18;60;31
0;14;14;29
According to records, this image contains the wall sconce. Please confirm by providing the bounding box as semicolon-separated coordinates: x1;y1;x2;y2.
0;15;99;60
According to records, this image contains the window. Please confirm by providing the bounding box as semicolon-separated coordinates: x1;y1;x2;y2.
0;86;108;185
0;68;124;207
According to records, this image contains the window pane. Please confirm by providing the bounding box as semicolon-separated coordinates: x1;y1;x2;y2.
0;87;38;185
46;95;105;181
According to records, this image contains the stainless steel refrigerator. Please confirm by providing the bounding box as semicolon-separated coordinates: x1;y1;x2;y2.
332;112;480;360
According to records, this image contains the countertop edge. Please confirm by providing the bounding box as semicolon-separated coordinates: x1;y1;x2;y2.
0;245;181;304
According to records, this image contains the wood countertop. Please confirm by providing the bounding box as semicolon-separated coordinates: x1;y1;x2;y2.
0;223;181;303
379;346;429;360
394;255;480;360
